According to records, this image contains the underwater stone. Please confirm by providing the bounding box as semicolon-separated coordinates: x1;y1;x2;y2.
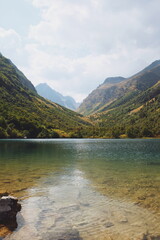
0;195;21;230
104;222;114;228
46;228;83;240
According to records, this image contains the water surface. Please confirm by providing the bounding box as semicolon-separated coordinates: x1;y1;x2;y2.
0;139;160;240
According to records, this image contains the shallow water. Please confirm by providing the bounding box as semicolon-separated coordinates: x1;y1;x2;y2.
0;139;160;240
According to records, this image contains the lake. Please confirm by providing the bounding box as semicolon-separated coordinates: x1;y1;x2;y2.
0;139;160;240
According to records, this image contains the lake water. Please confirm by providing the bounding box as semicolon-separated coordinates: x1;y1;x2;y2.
0;139;160;240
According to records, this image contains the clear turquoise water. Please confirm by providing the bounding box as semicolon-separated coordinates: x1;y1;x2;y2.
0;139;160;240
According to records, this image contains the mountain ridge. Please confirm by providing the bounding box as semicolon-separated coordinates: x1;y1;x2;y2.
0;53;92;138
36;83;80;110
102;76;126;85
0;53;36;93
78;59;160;116
0;53;159;139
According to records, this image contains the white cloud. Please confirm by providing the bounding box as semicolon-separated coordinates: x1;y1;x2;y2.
25;0;160;101
28;0;160;56
1;0;160;102
0;27;30;69
0;27;19;39
0;27;21;54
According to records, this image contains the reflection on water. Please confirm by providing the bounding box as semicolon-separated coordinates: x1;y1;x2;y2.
0;139;160;240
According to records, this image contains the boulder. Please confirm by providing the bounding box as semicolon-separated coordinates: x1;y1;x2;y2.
0;195;21;231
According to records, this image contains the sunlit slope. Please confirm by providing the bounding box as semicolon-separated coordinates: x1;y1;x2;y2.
89;80;160;138
77;60;160;138
78;60;160;116
0;53;92;138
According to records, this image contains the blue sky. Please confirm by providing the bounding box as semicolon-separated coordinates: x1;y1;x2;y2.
0;0;160;101
0;0;40;34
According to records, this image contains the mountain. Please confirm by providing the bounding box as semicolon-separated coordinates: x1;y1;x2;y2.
0;53;92;139
36;83;80;110
78;60;160;116
77;76;126;115
79;60;160;138
0;53;36;93
0;53;159;139
103;76;126;85
89;80;160;138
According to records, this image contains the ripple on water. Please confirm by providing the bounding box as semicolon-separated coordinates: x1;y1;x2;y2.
4;172;160;240
0;139;160;240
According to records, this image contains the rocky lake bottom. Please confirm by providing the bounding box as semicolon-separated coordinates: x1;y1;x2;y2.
0;139;160;240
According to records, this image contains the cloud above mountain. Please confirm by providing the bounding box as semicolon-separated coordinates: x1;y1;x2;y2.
0;0;160;101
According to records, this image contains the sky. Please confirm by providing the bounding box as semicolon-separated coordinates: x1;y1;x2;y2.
0;0;160;102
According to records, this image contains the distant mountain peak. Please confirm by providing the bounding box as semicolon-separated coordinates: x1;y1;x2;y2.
136;59;160;76
146;59;160;70
103;76;126;85
150;59;160;65
36;83;80;110
78;59;160;115
0;54;91;139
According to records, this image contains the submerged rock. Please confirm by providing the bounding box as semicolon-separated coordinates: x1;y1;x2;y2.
45;228;83;240
140;233;160;240
104;222;114;228
0;195;21;231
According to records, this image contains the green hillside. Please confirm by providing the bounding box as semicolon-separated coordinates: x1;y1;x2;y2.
78;61;160;116
0;54;92;138
77;60;160;138
89;80;160;138
0;53;159;139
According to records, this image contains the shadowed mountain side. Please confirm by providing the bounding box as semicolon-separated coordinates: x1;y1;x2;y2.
0;53;36;93
36;83;80;110
0;54;92;139
78;60;160;116
0;53;159;139
88;79;160;138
